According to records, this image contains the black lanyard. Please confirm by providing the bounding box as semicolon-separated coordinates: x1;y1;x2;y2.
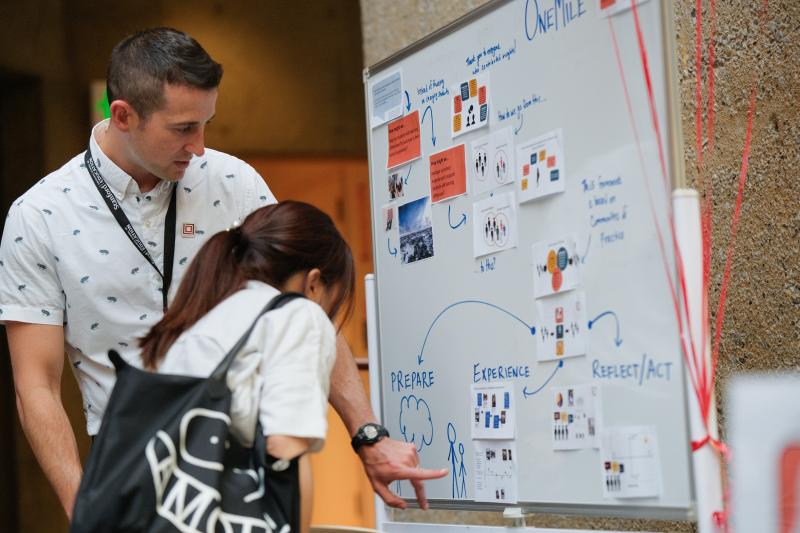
84;148;177;311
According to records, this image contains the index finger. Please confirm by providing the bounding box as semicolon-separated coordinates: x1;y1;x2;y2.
394;466;449;481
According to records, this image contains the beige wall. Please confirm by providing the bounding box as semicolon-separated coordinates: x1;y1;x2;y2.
360;0;799;531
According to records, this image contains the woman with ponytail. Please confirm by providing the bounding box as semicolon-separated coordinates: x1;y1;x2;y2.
139;200;355;532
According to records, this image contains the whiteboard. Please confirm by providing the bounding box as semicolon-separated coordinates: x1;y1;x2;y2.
364;0;693;519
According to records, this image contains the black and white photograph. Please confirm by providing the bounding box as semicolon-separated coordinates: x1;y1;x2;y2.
398;195;435;265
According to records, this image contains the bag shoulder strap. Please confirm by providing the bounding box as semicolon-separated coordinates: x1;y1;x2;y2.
210;291;305;382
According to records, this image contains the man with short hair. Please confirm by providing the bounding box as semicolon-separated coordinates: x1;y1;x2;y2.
0;27;445;519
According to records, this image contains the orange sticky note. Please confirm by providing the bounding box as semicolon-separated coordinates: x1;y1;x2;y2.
454;95;462;113
521;178;528;191
469;79;478;98
387;111;421;169
429;144;467;203
547;155;556;168
539;149;546;161
453;115;461;132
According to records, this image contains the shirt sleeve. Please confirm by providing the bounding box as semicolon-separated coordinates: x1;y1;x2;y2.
240;160;277;219
0;200;64;325
257;299;336;453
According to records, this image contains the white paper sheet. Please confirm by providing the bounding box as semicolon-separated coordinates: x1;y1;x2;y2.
473;440;518;503
516;128;565;203
550;384;601;450
471;127;515;196
451;74;490;138
472;191;518;258
536;291;588;361
600;425;662;498
471;383;515;440
370;69;404;128
532;235;581;299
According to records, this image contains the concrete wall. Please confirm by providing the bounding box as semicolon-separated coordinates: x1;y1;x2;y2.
360;0;799;530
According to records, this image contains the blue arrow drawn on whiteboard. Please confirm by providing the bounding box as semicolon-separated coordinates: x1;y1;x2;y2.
580;234;592;264
448;205;467;229
417;300;535;365
514;110;524;135
588;310;623;347
522;360;564;397
388;237;397;257
405;90;411;112
404;161;413;185
421;105;437;146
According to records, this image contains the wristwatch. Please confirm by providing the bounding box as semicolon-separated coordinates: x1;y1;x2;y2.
351;423;390;452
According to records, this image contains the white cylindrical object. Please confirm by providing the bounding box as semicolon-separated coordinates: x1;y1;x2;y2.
672;189;723;533
365;273;389;530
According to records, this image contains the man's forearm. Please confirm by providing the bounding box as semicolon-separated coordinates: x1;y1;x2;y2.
329;333;376;436
17;388;83;519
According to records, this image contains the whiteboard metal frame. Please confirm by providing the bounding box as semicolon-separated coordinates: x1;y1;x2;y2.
362;0;714;527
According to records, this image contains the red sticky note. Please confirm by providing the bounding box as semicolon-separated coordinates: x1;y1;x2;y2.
454;95;462;113
479;86;486;105
547;155;556;168
523;164;530;176
429;144;467;203
600;0;616;8
387;111;421;169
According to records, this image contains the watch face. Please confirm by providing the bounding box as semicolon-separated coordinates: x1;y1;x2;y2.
364;425;379;439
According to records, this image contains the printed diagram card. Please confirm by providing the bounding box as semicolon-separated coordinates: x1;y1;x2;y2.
429;144;467;203
387;110;421;169
471;127;515;196
536;291;587;361
381;204;395;233
550;384;601;450
516;128;565;203
532;236;581;298
472;191;518;258
473;440;518;503
398;196;435;265
601;426;662;499
370;69;403;128
387;167;406;201
471;383;515;440
451;74;490;138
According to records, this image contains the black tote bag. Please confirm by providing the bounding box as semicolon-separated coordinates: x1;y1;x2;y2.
71;292;304;533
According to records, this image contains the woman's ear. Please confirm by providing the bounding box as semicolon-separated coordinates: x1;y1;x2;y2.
303;268;323;303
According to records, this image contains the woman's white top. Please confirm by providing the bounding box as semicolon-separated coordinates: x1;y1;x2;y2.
158;280;336;452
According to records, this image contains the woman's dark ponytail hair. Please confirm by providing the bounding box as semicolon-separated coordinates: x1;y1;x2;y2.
140;201;355;369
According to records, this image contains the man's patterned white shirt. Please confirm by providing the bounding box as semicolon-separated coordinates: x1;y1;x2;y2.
0;120;276;434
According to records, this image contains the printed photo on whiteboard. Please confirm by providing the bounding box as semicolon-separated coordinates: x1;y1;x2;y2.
471;127;515;196
550;384;601;451
370;69;403;128
536;291;587;361
532;235;581;298
473;440;518;503
451;74;490;138
601;425;662;499
516;128;565;203
598;0;650;18
382;204;395;232
398;196;435;265
471;383;515;440
472;191;518;258
388;168;405;200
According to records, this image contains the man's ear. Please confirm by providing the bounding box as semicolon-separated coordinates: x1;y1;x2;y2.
303;268;323;301
109;100;137;132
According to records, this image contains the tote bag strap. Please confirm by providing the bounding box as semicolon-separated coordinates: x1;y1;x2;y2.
210;291;305;382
